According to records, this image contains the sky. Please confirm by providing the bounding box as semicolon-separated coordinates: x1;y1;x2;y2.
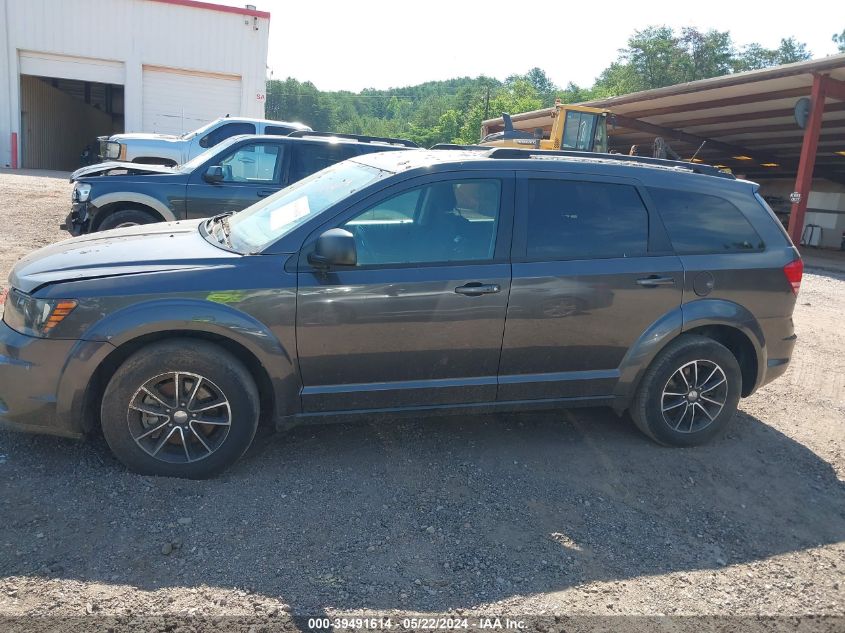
230;0;842;91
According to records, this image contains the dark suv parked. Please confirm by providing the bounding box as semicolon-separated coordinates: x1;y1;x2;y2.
2;148;802;478
63;132;417;235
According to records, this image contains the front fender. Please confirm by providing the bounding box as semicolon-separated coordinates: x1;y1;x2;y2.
58;299;299;431
90;191;176;222
612;299;765;412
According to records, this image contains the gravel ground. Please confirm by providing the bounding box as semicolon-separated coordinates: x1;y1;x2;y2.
0;170;843;631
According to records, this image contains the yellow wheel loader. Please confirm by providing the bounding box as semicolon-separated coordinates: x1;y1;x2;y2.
480;100;610;153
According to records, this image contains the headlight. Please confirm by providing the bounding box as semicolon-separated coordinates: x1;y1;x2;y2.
101;141;122;159
2;289;77;338
72;182;91;203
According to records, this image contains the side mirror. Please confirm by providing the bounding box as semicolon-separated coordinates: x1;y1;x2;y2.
308;228;357;269
204;165;224;183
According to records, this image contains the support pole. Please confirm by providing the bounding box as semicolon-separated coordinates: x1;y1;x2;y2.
788;74;827;244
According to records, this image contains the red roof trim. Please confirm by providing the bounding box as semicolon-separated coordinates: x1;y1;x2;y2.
147;0;270;19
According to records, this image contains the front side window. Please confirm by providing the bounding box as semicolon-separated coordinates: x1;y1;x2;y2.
647;187;764;254
342;179;501;266
525;179;649;260
201;122;256;148
218;143;282;183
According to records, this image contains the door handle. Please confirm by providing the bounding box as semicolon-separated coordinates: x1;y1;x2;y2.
256;189;275;198
455;283;501;296
636;275;676;287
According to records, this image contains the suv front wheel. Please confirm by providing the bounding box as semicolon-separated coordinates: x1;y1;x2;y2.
630;334;742;446
100;339;260;478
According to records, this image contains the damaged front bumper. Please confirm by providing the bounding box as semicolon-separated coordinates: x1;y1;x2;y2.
60;202;90;236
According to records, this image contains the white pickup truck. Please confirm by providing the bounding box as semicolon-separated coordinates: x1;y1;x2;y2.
97;116;312;166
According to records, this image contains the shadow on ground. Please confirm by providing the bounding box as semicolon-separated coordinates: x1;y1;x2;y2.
1;407;843;613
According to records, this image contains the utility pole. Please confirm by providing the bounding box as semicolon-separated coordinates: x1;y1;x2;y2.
483;84;490;121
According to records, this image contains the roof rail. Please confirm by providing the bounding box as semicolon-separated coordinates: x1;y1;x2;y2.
485;147;735;179
287;130;418;148
430;144;491;151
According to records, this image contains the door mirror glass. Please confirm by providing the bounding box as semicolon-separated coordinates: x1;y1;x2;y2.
309;228;357;268
204;165;224;183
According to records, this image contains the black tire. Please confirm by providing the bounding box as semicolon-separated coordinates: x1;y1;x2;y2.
101;339;260;478
97;209;158;232
630;334;742;447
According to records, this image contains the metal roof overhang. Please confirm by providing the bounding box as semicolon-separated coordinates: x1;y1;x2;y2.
481;54;845;183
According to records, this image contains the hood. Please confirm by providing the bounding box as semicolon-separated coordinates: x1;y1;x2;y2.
9;220;239;294
71;161;179;181
110;132;182;142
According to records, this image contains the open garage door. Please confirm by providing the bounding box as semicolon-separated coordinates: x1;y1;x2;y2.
18;52;125;171
142;66;242;135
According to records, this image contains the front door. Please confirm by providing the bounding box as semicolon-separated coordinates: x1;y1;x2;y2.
498;173;683;401
296;174;514;413
186;141;285;218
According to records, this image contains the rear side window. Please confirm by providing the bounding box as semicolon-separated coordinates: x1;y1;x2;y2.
648;187;764;254
289;143;360;182
525;179;649;260
265;125;294;136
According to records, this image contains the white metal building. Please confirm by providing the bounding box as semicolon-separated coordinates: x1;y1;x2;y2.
0;0;270;170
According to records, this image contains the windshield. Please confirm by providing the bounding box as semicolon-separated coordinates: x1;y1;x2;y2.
179;136;245;172
562;111;599;151
227;160;388;253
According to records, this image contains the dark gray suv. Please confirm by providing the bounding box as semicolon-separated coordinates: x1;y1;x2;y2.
0;148;802;478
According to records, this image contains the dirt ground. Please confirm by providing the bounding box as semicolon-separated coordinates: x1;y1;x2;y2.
0;170;843;631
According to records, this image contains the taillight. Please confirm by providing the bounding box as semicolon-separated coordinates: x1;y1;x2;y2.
783;259;803;295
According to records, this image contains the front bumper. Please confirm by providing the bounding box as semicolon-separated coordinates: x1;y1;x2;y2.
60;202;90;236
0;319;83;438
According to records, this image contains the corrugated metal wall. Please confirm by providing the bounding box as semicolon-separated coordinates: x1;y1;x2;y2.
20;75;114;171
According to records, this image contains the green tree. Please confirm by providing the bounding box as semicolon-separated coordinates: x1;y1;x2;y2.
623;26;687;89
458;79;543;144
774;37;811;64
735;37;811;71
592;62;644;97
834;29;845;52
507;67;558;105
679;27;735;80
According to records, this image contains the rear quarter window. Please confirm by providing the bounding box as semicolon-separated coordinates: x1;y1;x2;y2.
647;187;764;254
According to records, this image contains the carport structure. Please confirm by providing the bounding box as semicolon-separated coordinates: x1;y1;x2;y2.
581;54;845;245
484;54;845;247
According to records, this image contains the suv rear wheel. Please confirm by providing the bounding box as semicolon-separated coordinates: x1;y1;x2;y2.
100;340;260;478
98;209;158;231
630;334;741;446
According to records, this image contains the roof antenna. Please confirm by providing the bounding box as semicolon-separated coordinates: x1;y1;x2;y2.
689;140;706;162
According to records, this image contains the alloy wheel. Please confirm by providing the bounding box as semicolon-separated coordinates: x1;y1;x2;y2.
127;372;232;463
660;360;728;433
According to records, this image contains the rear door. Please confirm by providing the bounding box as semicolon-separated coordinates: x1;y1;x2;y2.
186;140;286;217
498;172;683;401
295;172;515;412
